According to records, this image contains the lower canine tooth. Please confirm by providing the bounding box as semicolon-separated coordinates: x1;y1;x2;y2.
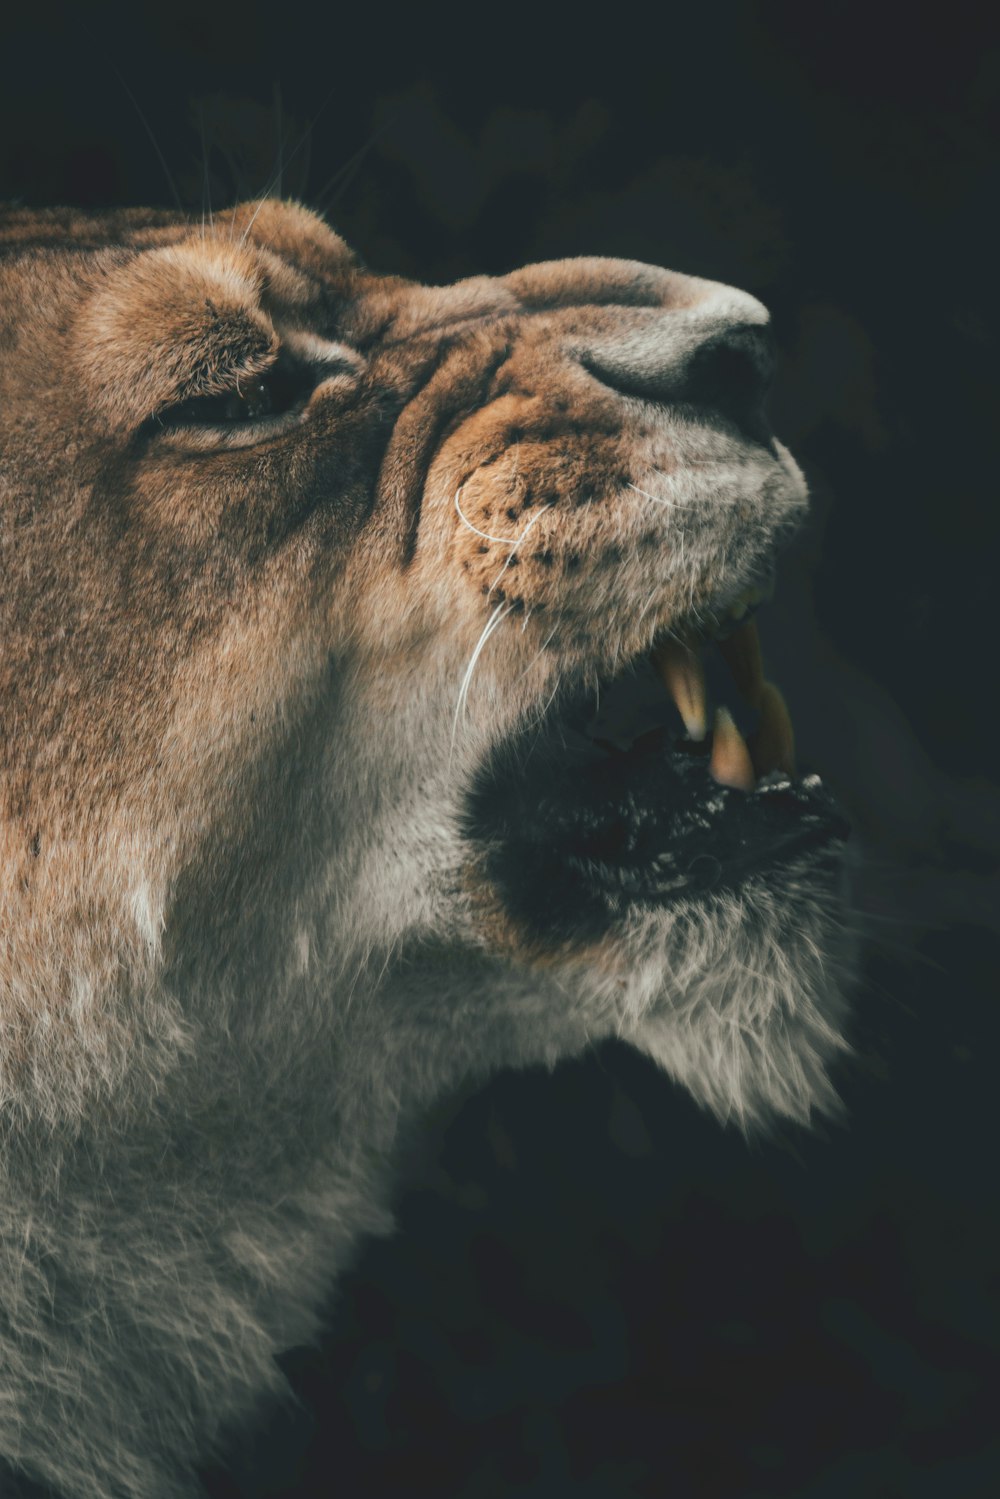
752;681;795;776
651;636;707;741
717;617;764;709
709;707;756;791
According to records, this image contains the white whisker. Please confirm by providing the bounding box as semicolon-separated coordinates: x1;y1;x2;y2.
487;505;552;593
455;488;553;548
239;194;271;247
197;102;214;238
515;621;559;680
636;585;662;629
450;602;513;760
627;481;688;509
525;671;564;733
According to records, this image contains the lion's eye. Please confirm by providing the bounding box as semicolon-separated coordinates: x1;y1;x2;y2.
154;360;314;432
222;378;273;422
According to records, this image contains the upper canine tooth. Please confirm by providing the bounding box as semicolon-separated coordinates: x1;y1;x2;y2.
752;680;796;777
650;635;708;741
708;707;756;791
717;617;764;709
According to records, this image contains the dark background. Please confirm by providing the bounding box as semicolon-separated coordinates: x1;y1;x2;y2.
5;3;998;1495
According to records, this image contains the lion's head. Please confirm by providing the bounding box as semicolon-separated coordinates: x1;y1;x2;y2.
0;198;853;1498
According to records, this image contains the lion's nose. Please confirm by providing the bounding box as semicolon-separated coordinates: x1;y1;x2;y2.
580;318;776;444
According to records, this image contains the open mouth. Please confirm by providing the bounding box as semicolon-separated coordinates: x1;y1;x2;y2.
464;574;851;948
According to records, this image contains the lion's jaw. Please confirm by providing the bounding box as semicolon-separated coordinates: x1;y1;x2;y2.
318;268;851;1130
320;622;854;1133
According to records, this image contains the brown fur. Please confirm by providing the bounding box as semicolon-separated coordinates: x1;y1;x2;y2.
0;199;847;1499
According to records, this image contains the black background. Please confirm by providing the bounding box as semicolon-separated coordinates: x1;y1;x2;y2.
4;3;998;1495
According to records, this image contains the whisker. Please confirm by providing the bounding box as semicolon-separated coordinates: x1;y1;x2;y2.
487;506;553;593
113;68;182;211
237;186;279;246
450;602;513;760
455;487;554;548
635;584;663;629
197;101;214;237
627;481;691;509
273;81;284;202
515;622;560;679
313;115;399;214
524;671;564;734
237;94;334;246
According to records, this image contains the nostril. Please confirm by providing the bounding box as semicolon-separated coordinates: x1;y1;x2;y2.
681;324;775;442
580;321;776;445
684;325;774;407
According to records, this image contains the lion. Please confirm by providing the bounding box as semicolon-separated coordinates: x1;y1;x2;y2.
0;198;854;1499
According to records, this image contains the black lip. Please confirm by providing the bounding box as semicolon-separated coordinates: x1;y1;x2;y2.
464;696;850;948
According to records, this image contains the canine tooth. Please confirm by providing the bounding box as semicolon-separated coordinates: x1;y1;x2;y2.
709;707;756;791
752;680;795;776
717;617;763;708
651;636;708;741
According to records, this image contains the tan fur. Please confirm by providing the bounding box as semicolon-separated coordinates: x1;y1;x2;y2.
0;200;851;1498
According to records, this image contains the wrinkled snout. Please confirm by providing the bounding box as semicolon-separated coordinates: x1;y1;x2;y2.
367;255;800;673
380;255;776;439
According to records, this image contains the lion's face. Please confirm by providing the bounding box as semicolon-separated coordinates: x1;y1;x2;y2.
0;199;851;1132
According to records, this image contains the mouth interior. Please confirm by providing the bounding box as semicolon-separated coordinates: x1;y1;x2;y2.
465;587;851;943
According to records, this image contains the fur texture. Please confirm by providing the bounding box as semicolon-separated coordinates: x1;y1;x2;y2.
0;199;854;1498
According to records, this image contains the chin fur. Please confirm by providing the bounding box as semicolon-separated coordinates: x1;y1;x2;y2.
616;861;857;1131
